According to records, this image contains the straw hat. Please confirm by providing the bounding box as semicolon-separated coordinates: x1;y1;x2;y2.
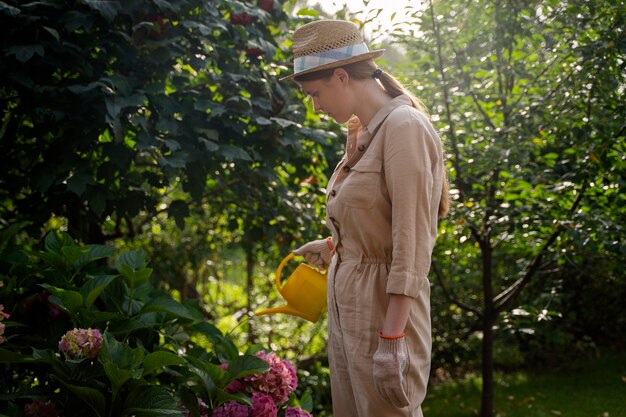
281;20;384;81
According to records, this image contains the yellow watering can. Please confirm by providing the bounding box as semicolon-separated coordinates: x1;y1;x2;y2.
255;253;327;323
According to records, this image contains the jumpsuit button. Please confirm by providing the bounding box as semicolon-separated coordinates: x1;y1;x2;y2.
358;144;365;152
330;189;337;197
343;166;351;172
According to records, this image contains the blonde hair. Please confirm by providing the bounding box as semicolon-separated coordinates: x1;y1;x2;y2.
295;60;450;218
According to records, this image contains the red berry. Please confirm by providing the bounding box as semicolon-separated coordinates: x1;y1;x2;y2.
230;12;253;25
246;47;264;58
259;0;273;12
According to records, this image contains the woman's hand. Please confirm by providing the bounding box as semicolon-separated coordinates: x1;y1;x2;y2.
293;239;332;269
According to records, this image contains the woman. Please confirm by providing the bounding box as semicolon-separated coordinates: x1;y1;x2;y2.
284;20;449;417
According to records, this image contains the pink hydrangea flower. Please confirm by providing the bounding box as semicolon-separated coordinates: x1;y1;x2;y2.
220;362;247;393
24;399;60;417
284;406;312;417
0;304;9;320
212;401;251;417
58;328;103;359
182;398;209;417
251;392;277;417
0;304;10;344
245;351;298;404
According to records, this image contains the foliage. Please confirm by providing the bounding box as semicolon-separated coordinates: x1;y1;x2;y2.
0;227;315;417
393;0;625;414
0;0;335;245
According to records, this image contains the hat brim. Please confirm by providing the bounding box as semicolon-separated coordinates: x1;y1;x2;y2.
280;49;385;81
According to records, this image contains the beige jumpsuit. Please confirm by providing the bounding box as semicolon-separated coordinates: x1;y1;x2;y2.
325;95;443;417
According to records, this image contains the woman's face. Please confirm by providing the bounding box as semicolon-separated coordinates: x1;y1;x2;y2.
300;71;353;124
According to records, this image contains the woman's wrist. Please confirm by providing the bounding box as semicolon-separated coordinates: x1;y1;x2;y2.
326;236;334;251
378;330;405;340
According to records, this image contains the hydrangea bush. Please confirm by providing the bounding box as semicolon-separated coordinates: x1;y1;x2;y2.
0;229;315;416
215;350;312;417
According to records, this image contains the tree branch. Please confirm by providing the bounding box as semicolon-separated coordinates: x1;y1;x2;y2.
494;185;586;313
432;261;483;318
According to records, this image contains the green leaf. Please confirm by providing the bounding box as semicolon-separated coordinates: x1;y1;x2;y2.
0;2;21;16
188;322;238;360
158;151;189;168
82;0;122;22
118;250;148;270
45;230;75;254
80;274;118;307
43;26;60;42
67;172;94;196
40;284;84;314
101;332;144;397
0;223;25;252
184;356;220;394
75;245;116;269
60;245;90;265
296;8;319;16
168;200;189;230
53;376;106;417
6;45;44;63
101;331;144;369
221;145;252;162
143;351;185;375
300;390;313;412
140;296;203;321
0;348;29;363
226;354;270;380
122;385;182;416
119;263;152;289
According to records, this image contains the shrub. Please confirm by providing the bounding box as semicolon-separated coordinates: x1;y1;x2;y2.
0;227;314;416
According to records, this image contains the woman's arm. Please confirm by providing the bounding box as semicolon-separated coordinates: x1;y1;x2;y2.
382;294;413;336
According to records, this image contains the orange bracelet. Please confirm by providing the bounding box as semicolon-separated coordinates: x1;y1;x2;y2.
326;236;334;251
379;331;406;340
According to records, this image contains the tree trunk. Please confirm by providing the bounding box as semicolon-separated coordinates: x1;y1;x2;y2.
246;249;256;345
481;313;495;417
481;239;495;417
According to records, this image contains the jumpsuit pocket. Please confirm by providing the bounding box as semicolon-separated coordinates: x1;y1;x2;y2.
339;158;382;209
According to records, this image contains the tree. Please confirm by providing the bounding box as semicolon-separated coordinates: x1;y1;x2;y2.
398;1;625;415
0;0;332;246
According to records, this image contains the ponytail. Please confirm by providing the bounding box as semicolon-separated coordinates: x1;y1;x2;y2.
295;60;450;218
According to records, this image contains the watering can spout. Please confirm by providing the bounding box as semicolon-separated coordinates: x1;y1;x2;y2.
254;253;327;323
255;304;319;323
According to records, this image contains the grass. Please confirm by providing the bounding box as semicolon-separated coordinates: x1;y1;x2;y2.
422;350;626;417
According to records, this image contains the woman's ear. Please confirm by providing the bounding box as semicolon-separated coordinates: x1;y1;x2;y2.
333;68;350;85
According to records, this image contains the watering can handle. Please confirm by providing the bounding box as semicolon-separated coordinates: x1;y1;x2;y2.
275;252;295;292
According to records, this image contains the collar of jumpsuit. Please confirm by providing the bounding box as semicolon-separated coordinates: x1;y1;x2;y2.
345;93;413;158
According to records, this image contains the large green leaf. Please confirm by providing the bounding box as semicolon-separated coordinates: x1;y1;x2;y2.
140;296;203;321
80;274;118;307
82;0;121;22
74;245;116;269
226;354;269;381
143;351;185;375
122;385;183;416
0;348;29;363
44;230;75;254
118;250;148;270
188;322;238;360
101;332;144;398
40;284;83;314
53;376;106;417
119;264;153;289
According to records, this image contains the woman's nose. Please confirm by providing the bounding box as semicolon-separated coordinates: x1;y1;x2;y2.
313;98;323;112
